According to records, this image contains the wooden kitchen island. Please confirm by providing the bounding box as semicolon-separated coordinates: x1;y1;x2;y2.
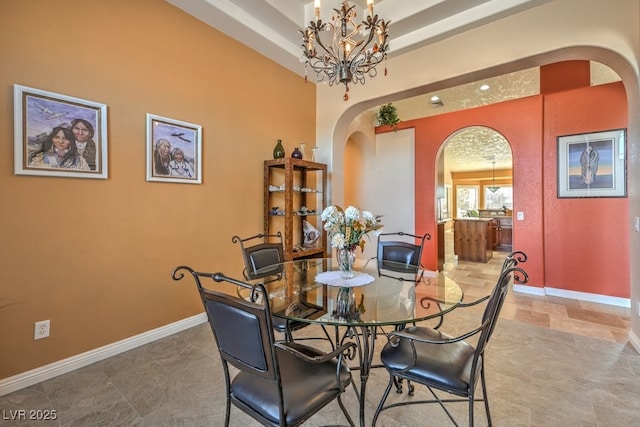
453;218;493;263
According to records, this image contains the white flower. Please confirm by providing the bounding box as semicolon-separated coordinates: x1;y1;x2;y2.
362;210;375;221
331;233;346;249
321;205;336;221
344;206;359;221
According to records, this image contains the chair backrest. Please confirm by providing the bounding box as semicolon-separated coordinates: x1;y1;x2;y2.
377;231;431;274
476;264;529;358
173;266;280;381
232;232;284;281
501;250;528;273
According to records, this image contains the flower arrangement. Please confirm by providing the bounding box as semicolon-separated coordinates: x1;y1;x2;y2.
321;205;384;251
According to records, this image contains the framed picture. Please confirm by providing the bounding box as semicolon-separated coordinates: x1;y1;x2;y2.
14;84;108;179
557;129;626;198
146;113;202;184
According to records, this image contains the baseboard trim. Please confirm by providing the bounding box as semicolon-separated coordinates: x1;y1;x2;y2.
0;313;207;397
512;284;631;308
544;287;630;308
513;284;546;296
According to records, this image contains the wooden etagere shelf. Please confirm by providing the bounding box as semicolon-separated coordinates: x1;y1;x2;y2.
264;158;328;261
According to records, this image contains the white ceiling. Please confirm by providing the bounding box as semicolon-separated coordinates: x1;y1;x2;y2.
166;0;553;78
166;0;621;172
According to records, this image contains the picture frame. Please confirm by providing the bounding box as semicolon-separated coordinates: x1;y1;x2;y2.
557;129;626;198
14;84;108;179
146;113;202;184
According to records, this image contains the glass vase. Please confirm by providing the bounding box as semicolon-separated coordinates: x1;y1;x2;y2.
337;246;357;279
334;286;356;319
273;139;285;159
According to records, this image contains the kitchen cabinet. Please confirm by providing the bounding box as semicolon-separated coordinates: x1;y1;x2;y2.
453;218;493;263
490;217;513;251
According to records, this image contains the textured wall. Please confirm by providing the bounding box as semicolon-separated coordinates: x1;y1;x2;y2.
0;0;316;379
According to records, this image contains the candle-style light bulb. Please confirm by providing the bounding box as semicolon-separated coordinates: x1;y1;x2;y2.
367;0;374;15
314;0;321;21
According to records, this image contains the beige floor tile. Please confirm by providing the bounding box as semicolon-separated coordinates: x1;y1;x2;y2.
1;250;638;426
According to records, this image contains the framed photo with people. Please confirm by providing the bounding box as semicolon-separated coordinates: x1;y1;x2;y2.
146;113;202;184
557;129;626;198
14;84;108;179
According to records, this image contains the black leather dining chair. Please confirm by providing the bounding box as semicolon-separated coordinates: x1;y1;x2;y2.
373;231;433;394
232;232;333;346
171;267;357;427
372;260;529;427
232;232;285;283
376;231;431;282
417;249;529;339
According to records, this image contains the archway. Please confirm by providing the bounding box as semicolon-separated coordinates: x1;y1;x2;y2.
329;47;640;353
436;126;513;270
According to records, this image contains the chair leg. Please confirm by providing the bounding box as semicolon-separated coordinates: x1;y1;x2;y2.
480;365;492;426
372;375;395;426
337;395;356;427
224;398;231;427
393;376;414;395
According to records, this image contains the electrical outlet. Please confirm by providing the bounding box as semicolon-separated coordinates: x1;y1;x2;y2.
34;320;50;340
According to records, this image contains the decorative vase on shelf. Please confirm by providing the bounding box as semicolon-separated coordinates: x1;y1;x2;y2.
291;147;303;159
337;245;357;279
299;143;306;159
273;139;285;159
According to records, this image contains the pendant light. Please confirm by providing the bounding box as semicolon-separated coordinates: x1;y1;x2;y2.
488;161;500;193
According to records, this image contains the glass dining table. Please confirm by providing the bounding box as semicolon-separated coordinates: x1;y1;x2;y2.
241;257;464;427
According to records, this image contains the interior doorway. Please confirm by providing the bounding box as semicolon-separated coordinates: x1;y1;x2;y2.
436;126;513;270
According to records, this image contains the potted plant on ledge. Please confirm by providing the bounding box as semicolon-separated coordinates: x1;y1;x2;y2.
376;103;400;131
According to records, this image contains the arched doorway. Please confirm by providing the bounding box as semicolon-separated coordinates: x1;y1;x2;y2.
436;126;513;270
330;47;639;351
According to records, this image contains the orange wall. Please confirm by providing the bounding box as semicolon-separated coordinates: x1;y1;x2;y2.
540;61;591;94
409;97;545;286
382;82;628;297
543;83;629;297
0;0;316;378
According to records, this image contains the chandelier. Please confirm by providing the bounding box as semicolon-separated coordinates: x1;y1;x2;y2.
300;0;390;101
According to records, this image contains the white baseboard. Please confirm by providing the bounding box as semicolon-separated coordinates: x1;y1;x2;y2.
513;284;546;296
513;284;631;308
544;286;630;307
0;313;207;397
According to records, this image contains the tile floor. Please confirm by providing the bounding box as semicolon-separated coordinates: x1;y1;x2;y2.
1;246;639;426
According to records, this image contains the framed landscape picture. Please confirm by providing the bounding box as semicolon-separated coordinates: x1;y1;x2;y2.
557;129;626;198
14;84;108;179
146;113;202;184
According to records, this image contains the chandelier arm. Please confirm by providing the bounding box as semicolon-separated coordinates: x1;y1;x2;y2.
347;22;377;64
314;34;340;63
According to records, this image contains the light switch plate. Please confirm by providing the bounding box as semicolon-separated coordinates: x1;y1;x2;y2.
516;212;524;220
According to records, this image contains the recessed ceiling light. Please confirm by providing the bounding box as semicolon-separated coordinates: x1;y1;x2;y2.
429;95;444;107
480;84;490;91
